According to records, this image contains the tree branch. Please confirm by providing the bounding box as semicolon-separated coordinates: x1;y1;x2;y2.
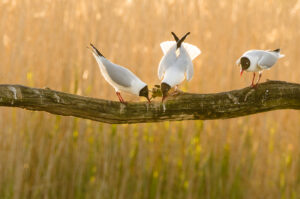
0;80;299;124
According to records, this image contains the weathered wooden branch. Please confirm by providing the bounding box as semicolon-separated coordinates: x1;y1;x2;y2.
0;80;299;124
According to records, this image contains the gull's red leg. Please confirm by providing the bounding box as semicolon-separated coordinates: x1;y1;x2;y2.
255;73;262;86
119;94;125;104
116;92;122;102
116;92;126;104
251;72;256;87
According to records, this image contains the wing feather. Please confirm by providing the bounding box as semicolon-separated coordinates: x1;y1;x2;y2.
258;53;277;69
160;41;201;61
182;43;201;60
186;61;194;81
158;44;177;80
97;57;134;87
159;41;199;81
160;41;176;54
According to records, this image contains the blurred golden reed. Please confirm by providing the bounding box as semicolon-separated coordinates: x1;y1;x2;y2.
0;0;300;198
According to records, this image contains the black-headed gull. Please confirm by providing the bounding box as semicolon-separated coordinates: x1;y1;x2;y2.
236;49;285;87
158;32;201;101
90;43;150;104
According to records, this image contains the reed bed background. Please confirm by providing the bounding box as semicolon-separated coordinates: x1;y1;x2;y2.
0;0;300;198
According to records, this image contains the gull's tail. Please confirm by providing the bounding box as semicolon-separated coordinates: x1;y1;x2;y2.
90;43;105;58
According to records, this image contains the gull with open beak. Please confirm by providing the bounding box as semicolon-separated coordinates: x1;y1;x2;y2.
158;32;201;102
90;43;150;104
236;49;285;87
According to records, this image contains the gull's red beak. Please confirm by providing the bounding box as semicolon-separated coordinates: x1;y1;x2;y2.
147;97;151;103
240;69;244;76
162;95;167;102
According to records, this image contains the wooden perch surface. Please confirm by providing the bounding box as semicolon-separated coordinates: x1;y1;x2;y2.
0;80;299;124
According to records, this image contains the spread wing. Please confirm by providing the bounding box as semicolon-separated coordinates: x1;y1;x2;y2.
186;60;194;81
160;41;177;55
174;47;194;81
160;41;201;61
258;53;278;69
158;41;199;80
182;48;194;81
182;43;201;60
158;44;177;80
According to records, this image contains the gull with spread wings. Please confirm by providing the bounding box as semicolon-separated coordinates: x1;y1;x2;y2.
158;32;201;101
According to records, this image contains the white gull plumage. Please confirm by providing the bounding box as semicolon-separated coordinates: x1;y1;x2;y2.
236;49;285;87
90;43;150;103
158;32;201;101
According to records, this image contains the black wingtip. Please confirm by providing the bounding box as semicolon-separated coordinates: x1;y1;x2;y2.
171;32;179;42
90;43;104;57
176;32;191;49
273;48;280;53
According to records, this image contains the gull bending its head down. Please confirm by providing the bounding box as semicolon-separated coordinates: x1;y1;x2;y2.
236;49;285;87
158;32;201;102
90;43;150;104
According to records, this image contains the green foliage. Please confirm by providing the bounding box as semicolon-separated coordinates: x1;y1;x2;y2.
0;115;299;199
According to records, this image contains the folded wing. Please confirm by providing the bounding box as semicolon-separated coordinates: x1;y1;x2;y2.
258;53;278;69
94;56;133;88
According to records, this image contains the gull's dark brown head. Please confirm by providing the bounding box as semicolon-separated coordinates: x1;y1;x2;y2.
240;57;251;70
139;85;150;103
161;82;171;102
240;57;251;76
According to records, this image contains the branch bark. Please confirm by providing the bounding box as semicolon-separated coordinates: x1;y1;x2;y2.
0;80;299;124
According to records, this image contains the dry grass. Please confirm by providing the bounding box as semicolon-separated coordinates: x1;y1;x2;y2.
0;0;300;198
